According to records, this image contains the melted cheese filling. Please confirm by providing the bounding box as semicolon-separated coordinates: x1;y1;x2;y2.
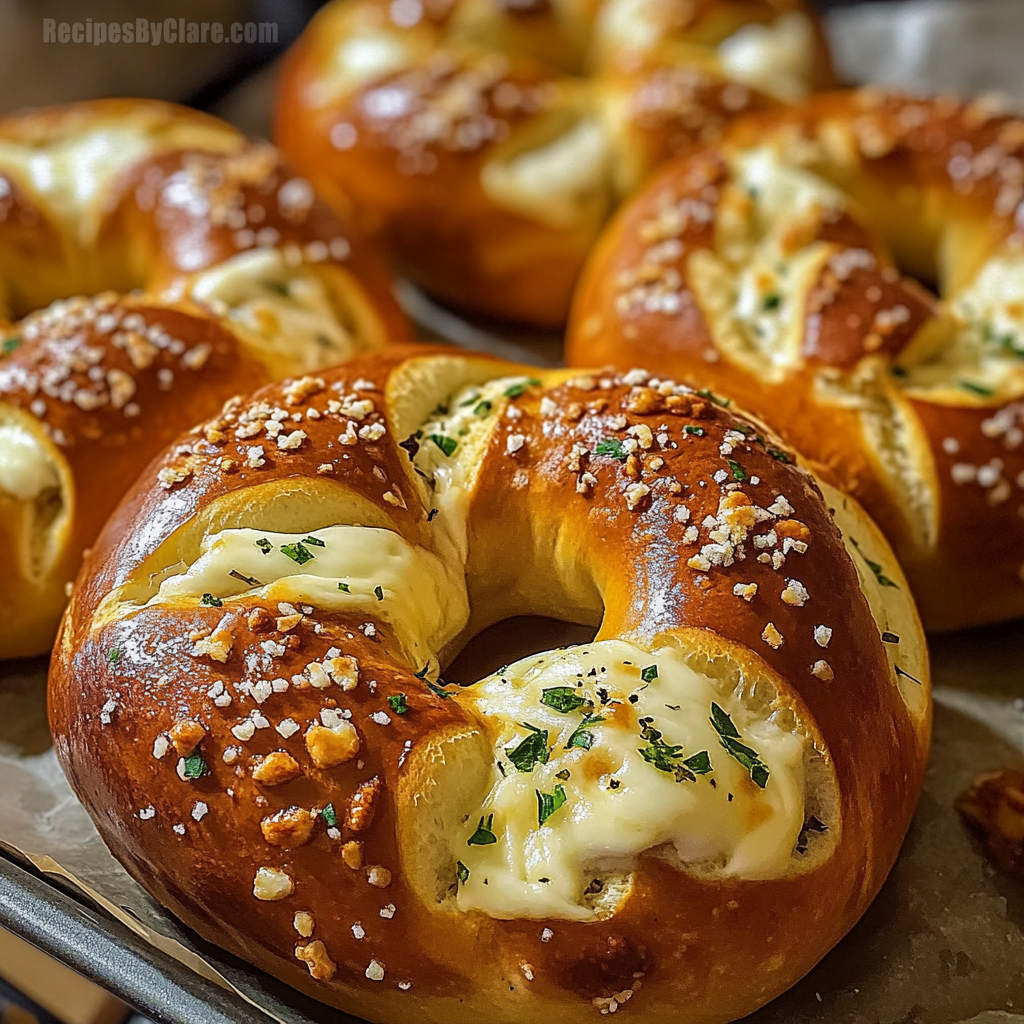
717;12;815;104
0;424;59;501
902;249;1024;399
0;121;234;244
188;249;354;371
689;149;845;376
453;640;807;921
481;120;612;230
314;32;418;107
152;525;468;665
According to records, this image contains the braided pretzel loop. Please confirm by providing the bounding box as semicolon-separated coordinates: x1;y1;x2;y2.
0;99;405;657
276;0;832;324
52;346;928;1024
569;90;1024;630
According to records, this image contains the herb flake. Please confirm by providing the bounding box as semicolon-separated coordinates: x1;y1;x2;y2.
540;687;587;714
536;784;567;827
506;725;549;772
467;814;497;846
710;702;769;788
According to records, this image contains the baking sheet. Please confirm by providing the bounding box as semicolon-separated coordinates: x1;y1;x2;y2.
2;0;1024;1020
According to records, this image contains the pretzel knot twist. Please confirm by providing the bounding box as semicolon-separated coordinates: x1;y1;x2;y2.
0;99;404;657
52;347;928;1024
276;0;832;325
569;90;1024;630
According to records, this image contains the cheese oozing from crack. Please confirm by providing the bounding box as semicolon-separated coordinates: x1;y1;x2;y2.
0;122;235;244
413;374;535;495
0;424;60;500
453;639;807;921
717;12;815;104
152;525;468;664
481;120;612;230
901;248;1024;400
188;248;355;371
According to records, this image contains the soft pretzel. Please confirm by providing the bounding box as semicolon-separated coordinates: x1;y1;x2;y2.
568;89;1024;631
275;0;832;325
0;99;407;658
51;346;929;1024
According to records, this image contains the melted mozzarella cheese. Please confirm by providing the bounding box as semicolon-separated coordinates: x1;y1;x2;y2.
901;249;1024;399
188;249;354;371
0;424;59;501
734;148;845;226
311;32;417;107
717;12;815;104
153;525;468;665
0;121;234;244
481;119;613;230
413;375;530;495
453;640;807;921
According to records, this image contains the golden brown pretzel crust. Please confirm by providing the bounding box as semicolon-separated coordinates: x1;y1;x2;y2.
51;345;928;1024
0;99;407;657
568;90;1024;631
275;0;831;325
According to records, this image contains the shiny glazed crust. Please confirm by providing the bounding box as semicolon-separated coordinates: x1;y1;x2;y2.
51;346;929;1024
0;99;407;658
275;0;832;325
568;89;1024;630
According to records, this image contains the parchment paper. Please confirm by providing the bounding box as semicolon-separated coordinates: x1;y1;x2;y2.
2;2;1024;1022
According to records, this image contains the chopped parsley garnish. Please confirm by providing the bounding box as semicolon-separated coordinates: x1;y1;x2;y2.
256;538;273;555
566;713;603;751
427;681;452;700
766;446;792;464
762;293;781;311
540;687;587;714
595;438;627;461
322;803;337;827
456;860;470;885
429;434;458;457
638;723;712;783
710;702;769;788
536;784;567;827
504;379;541;399
200;593;223;607
427;508;439;522
467;814;497;846
182;753;207;780
337;582;350;592
108;648;121;664
959;380;995;397
229;569;261;586
374;585;384;601
2;336;22;355
696;388;731;408
727;459;748;482
684;425;705;436
281;542;314;565
303;536;325;548
387;693;409;715
474;400;493;416
850;538;899;589
640;664;658;683
414;663;431;679
506;724;549;772
881;631;900;644
555;768;571;781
